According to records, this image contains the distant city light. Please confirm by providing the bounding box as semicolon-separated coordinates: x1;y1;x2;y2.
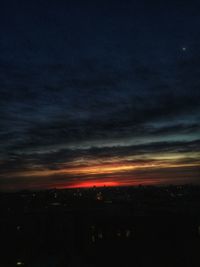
126;230;131;238
16;262;24;266
98;232;103;239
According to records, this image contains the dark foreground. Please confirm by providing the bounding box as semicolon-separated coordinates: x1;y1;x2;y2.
1;185;200;267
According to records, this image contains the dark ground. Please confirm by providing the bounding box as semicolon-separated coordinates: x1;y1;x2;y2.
1;185;200;267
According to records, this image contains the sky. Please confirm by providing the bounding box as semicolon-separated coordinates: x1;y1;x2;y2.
0;0;200;191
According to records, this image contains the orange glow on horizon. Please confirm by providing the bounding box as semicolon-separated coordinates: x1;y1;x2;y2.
53;178;161;190
5;152;199;191
57;181;120;189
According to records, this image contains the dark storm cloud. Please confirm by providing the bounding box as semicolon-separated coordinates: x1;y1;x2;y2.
0;62;200;155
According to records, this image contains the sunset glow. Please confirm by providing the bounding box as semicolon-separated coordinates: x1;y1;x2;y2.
61;181;119;189
0;0;199;192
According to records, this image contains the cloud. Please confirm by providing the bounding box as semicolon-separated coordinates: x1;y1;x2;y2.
0;0;200;190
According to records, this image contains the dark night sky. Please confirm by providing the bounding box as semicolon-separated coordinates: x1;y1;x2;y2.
0;0;200;191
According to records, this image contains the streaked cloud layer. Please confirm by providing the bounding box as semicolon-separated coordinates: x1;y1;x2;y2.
0;0;200;190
